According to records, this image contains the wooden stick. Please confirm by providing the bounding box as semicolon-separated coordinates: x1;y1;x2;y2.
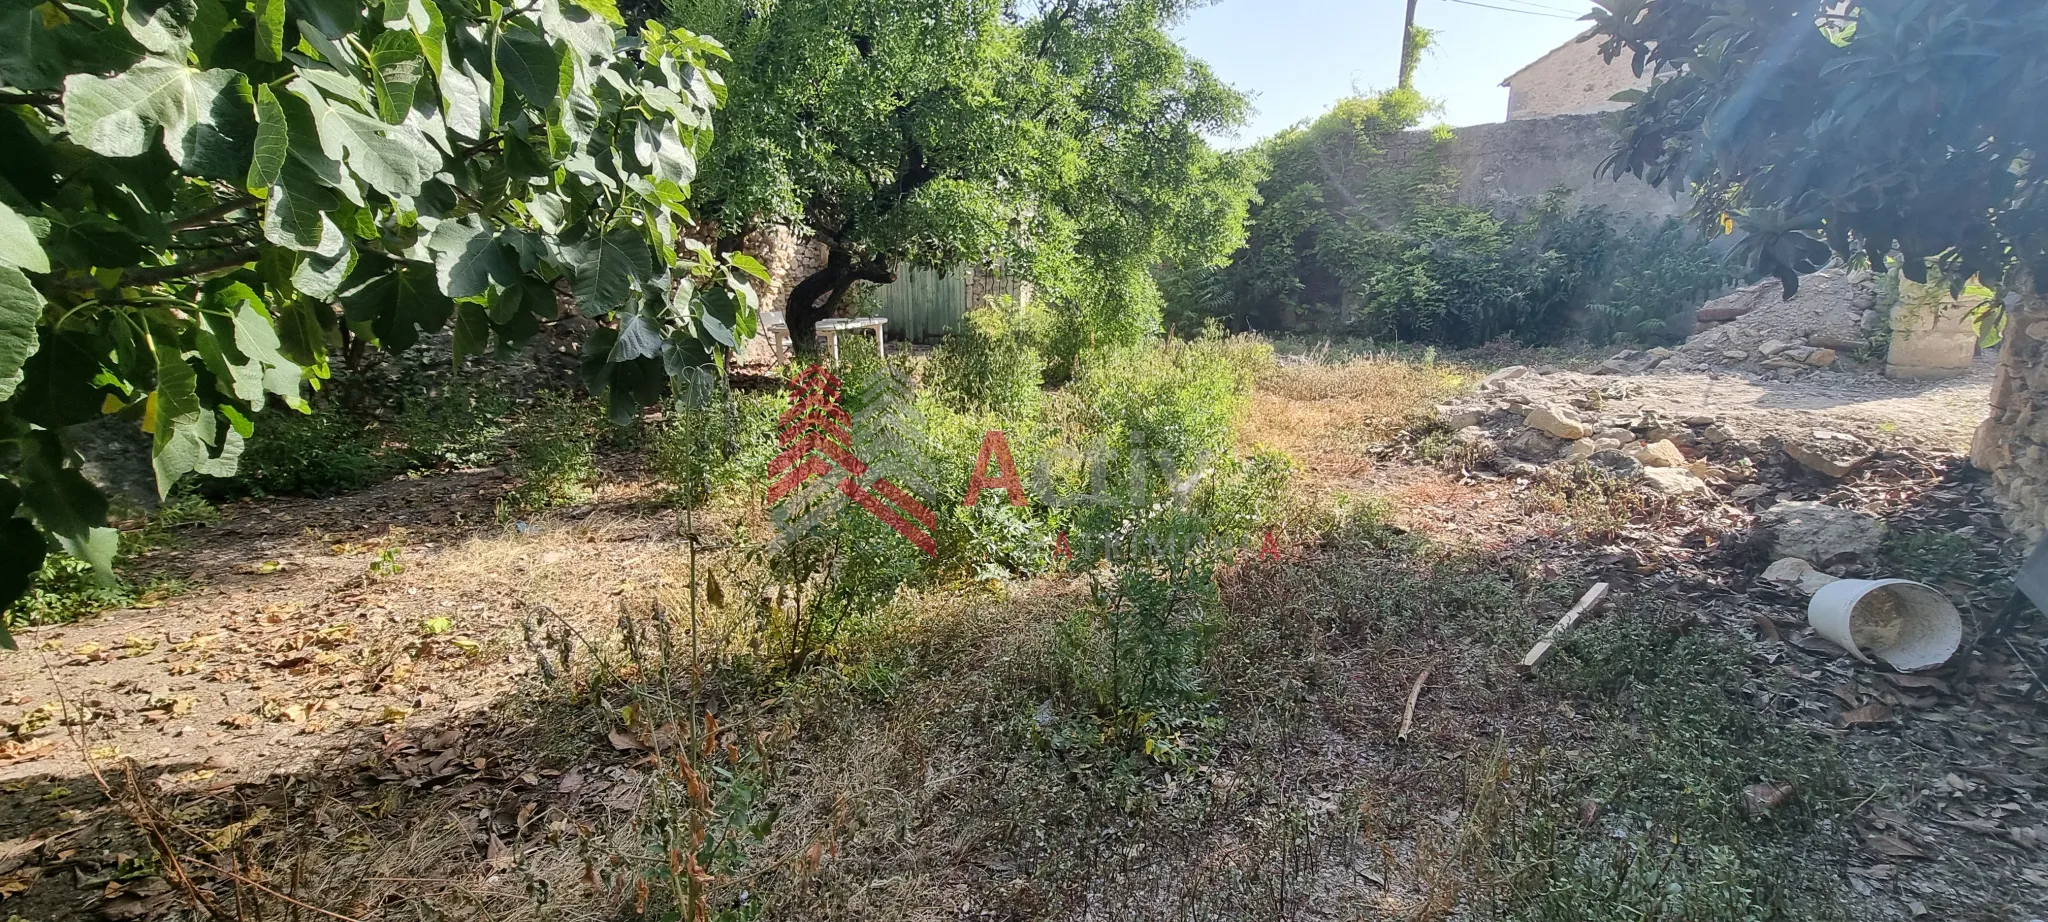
1397;666;1432;741
1519;582;1612;674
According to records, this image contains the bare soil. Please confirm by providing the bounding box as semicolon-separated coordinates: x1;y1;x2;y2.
1;344;2041;922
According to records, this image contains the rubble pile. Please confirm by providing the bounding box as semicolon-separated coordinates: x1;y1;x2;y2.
1433;367;1896;503
1592;269;1884;380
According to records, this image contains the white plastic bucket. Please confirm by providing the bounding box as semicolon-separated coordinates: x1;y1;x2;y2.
1807;579;1962;672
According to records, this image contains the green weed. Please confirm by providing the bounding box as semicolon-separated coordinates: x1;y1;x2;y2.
502;392;600;514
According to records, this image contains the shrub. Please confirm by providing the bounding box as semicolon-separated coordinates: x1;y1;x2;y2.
6;554;136;630
503;393;600;514
654;387;783;510
231;409;386;498
1065;333;1267;483
1171;89;1730;347
925;296;1050;416
385;375;517;470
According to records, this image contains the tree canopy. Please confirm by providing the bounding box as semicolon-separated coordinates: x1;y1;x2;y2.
1586;0;2048;300
0;0;756;637
666;0;1258;354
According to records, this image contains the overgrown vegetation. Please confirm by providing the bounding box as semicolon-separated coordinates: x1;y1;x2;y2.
1161;90;1731;347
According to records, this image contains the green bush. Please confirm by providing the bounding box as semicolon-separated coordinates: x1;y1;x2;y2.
653;388;784;509
385;376;517;470
503;392;601;514
232;409;386;498
925;296;1050;416
5;554;136;630
1168;89;1730;347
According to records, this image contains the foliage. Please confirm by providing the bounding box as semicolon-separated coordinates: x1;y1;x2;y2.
653;385;781;509
666;0;1259;363
0;0;761;628
1492;615;1849;922
1168;90;1729;347
503;391;598;513
923;296;1049;417
1063;333;1268;484
6;552;136;630
231;403;385;496
1587;0;2048;308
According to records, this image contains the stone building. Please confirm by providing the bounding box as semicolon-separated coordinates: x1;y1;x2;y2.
1500;35;1651;121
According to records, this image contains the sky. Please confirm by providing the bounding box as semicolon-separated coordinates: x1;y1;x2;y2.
1172;0;1600;144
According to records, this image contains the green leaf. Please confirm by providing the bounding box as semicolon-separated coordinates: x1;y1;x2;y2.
346;264;452;352
0;510;44;643
370;30;429;124
0;201;48;273
451;301;488;364
427;216;517;298
727;252;769;284
570;229;652;315
566;0;623;26
496;25;560;110
699;285;738;348
122;0;198;56
15;430;115;582
0;266;44;402
148;331;211;496
253;0;285;62
285;0;359;37
292;243;355;300
262;168;343;254
247;85;289;189
272;297;330;372
63;58;253;177
291;76;435;198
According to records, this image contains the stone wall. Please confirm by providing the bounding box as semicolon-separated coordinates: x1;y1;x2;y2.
1887;274;1988;380
1503;40;1651;121
1974;271;2048;545
1383;113;1690;222
744;225;829;316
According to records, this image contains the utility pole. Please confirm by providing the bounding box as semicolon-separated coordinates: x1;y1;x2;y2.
1398;0;1422;89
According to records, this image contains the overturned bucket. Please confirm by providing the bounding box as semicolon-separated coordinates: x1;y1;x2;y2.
1808;579;1962;672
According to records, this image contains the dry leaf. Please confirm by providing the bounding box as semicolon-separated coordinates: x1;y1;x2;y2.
1838;704;1894;729
1866;834;1926;859
1742;783;1797;816
607;729;647;751
1577;798;1602;826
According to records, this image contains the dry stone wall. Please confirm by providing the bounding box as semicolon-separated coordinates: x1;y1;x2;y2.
1974;272;2048;544
1381;114;1689;222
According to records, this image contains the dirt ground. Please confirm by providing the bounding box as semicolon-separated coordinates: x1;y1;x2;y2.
2;339;2042;921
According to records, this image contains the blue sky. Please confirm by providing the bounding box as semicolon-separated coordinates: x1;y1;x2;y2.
1173;0;1599;143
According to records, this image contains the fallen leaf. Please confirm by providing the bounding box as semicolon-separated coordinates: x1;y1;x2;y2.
607;729;647;752
1743;783;1797;816
1838;704;1894;729
1866;834;1926;859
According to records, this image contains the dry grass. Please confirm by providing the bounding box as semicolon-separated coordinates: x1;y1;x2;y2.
1240;352;1473;493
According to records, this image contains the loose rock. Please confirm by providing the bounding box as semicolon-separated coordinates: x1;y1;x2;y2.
1784;429;1874;478
1640;468;1710;496
1756;501;1886;565
1525;405;1593;440
1762;557;1843;595
1633;439;1686;468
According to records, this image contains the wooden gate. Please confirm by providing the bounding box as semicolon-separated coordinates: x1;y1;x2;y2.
874;267;969;343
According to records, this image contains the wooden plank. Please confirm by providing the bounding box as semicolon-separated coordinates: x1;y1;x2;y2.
1519;582;1611;674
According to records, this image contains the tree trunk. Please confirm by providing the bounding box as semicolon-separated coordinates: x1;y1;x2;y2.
782;247;896;355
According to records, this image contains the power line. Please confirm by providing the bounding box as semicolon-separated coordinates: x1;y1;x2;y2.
1439;0;1582;20
1481;0;1591;16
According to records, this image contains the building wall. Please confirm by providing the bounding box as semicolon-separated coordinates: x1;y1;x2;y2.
1504;41;1650;121
1974;271;2048;545
1382;113;1690;222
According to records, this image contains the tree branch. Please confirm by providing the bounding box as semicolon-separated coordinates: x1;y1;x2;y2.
54;248;261;291
170;195;261;233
